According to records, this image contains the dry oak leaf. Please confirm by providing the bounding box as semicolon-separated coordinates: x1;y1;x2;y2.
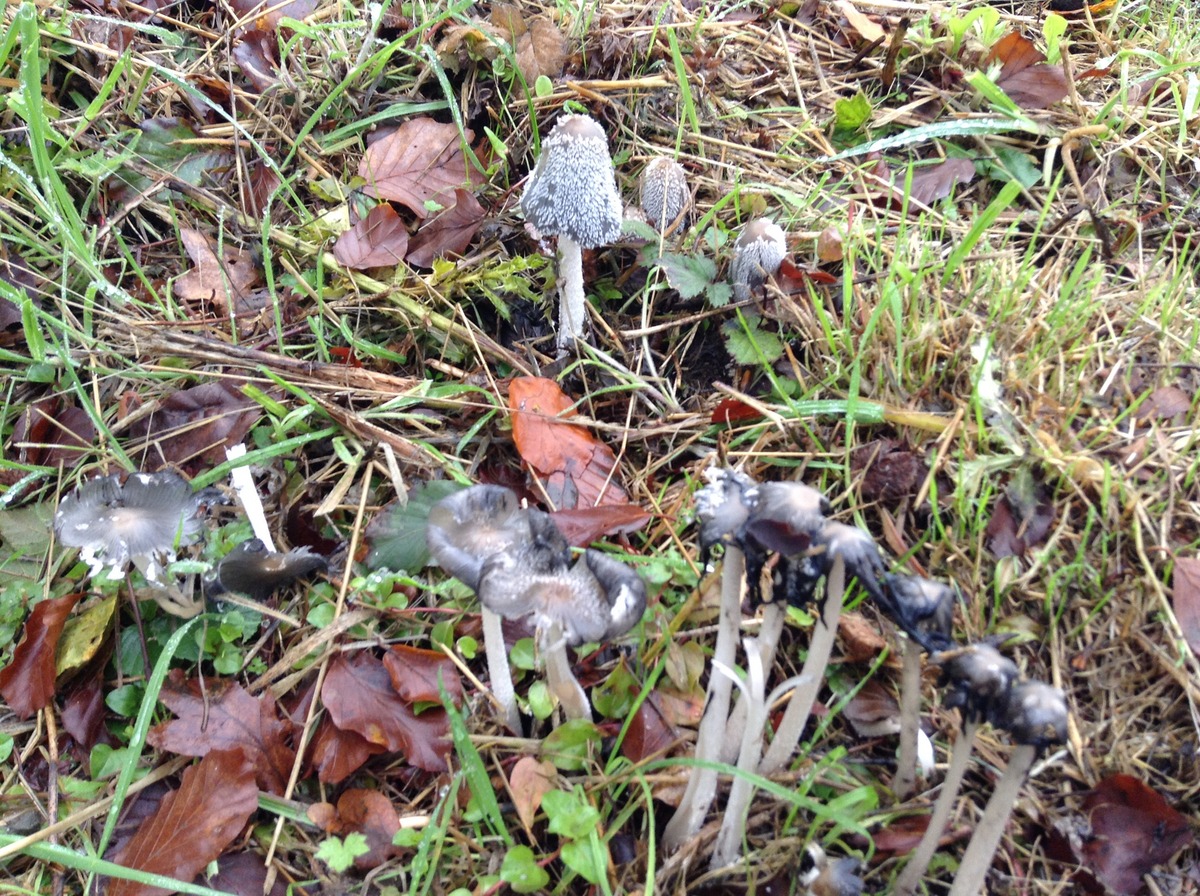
360;118;482;219
322;651;451;773
147;669;296;794
983;32;1069;110
507;376;631;509
332;203;410;270
0;593;81;718
404;188;486;268
175;227;265;322
904;158;977;207
108;749;259;896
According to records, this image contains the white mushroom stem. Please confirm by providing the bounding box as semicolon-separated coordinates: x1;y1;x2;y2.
481;607;521;733
710;638;767;870
662;545;745;851
759;554;845;775
893;637;924;802
893;719;980;896
541;620;591;721
556;236;586;350
947;743;1038;896
721;600;786;763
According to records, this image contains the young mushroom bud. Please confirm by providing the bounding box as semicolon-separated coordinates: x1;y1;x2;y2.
948;680;1068;896
730;218;787;300
798;843;865;896
520;113;623;351
639;157;690;234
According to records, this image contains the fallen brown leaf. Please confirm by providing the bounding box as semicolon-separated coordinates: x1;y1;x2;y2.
404;189;486;268
175;228;265;326
123;380;260;473
308;788;401;870
1172;556;1200;659
360;118;482;218
984;32;1069;110
508;756;557;833
332;203;410;269
0;593;81;718
382;644;464;707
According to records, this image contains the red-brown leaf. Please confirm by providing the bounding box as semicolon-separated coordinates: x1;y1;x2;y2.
308;716;386;784
147;670;295;794
984;32;1069;110
382;644;464;707
124;380;260;472
404;189;486;268
904;158;977;206
711;397;763;425
0;594;80;718
359;119;482;218
227;0;318;32
11;398;95;467
1172;556;1200;660
508;376;630;508
622;692;681;762
332;203;410;270
1080;774;1194;895
196;851;287;896
550;504;651;547
108;749;259;896
61;674;112;752
308;789;401;870
321;652;451;773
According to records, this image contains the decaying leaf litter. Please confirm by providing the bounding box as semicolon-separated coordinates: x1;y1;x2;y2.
1;0;1198;892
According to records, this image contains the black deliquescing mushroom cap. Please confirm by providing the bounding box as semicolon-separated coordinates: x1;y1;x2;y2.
694;467;757;557
990;680;1069;750
938;642;1020;723
426;484;533;591
520;113;623;249
880;573;957;653
743;481;831;557
639;157;690;233
730;217;787;295
206;538;328;601
55;471;221;574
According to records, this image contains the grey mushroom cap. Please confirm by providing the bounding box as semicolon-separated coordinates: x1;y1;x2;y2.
55;472;218;575
938;642;1020;722
520;113;623;249
639;157;690;232
742;482;831;557
991;679;1069;749
206;538;327;600
694;467;757;552
798;844;864;896
426;485;533;591
881;573;957;651
730;218;787;292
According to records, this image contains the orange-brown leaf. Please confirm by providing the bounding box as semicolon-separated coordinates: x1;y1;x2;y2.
508;756;557;833
404;189;486;268
382;644;464;706
0;594;80;718
622;692;681;762
550;504;651;547
507;376;629;508
108;750;258;896
360;119;481;218
309;716;386;784
306;789;401;870
332;203;410;270
1172;557;1200;660
175;227;264;321
984;32;1069;110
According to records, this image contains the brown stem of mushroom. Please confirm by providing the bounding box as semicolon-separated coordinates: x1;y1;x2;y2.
481;607;521;733
711;637;767;870
947;743;1038;896
893;719;980;896
556;236;586;351
893;637;924;802
721;600;786;764
541;620;591;721
759;554;845;775
662;544;745;851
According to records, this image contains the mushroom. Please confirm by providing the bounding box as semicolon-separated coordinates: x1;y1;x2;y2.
947;679;1067;896
205;538;327;601
892;642;1019;896
879;574;957;801
427;485;534;732
639;156;690;234
798;842;865;896
759;520;887;774
730;218;787;300
520;113;623;351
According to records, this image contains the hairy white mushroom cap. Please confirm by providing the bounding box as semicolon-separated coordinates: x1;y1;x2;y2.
55;472;218;581
639;157;690;233
730;217;787;297
520;114;623;249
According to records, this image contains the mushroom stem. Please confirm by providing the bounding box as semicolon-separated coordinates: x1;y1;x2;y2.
481;606;521;733
759;554;845;775
556;236;586;350
662;544;745;851
710;637;767;870
946;743;1038;896
893;719;980;896
893;637;924;801
541;620;591;721
721;600;786;763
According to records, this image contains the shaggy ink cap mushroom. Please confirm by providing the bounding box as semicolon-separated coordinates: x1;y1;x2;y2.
694;466;757;561
798;843;864;896
426;484;532;591
990;679;1068;749
521;114;623;248
880;573;957;653
731;217;787;299
938;642;1019;723
807;520;888;606
639;157;690;233
55;472;220;581
206;538;327;601
739;480;831;606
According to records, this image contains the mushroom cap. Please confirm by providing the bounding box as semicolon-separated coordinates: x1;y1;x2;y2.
798;843;864;896
730;218;787;291
990;679;1068;749
880;573;956;651
206;538;327;600
427;485;532;590
520;113;623;249
742;481;830;556
55;472;217;575
639;157;690;232
938;642;1020;722
694;466;757;552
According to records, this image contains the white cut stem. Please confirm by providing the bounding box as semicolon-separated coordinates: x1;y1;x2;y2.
556;236;586;350
225;444;274;549
662;545;745;851
721;600;786;764
759;555;845;775
893;720;980;896
541;621;591;721
947;743;1038;896
893;638;924;802
481;607;521;733
711;638;767;870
